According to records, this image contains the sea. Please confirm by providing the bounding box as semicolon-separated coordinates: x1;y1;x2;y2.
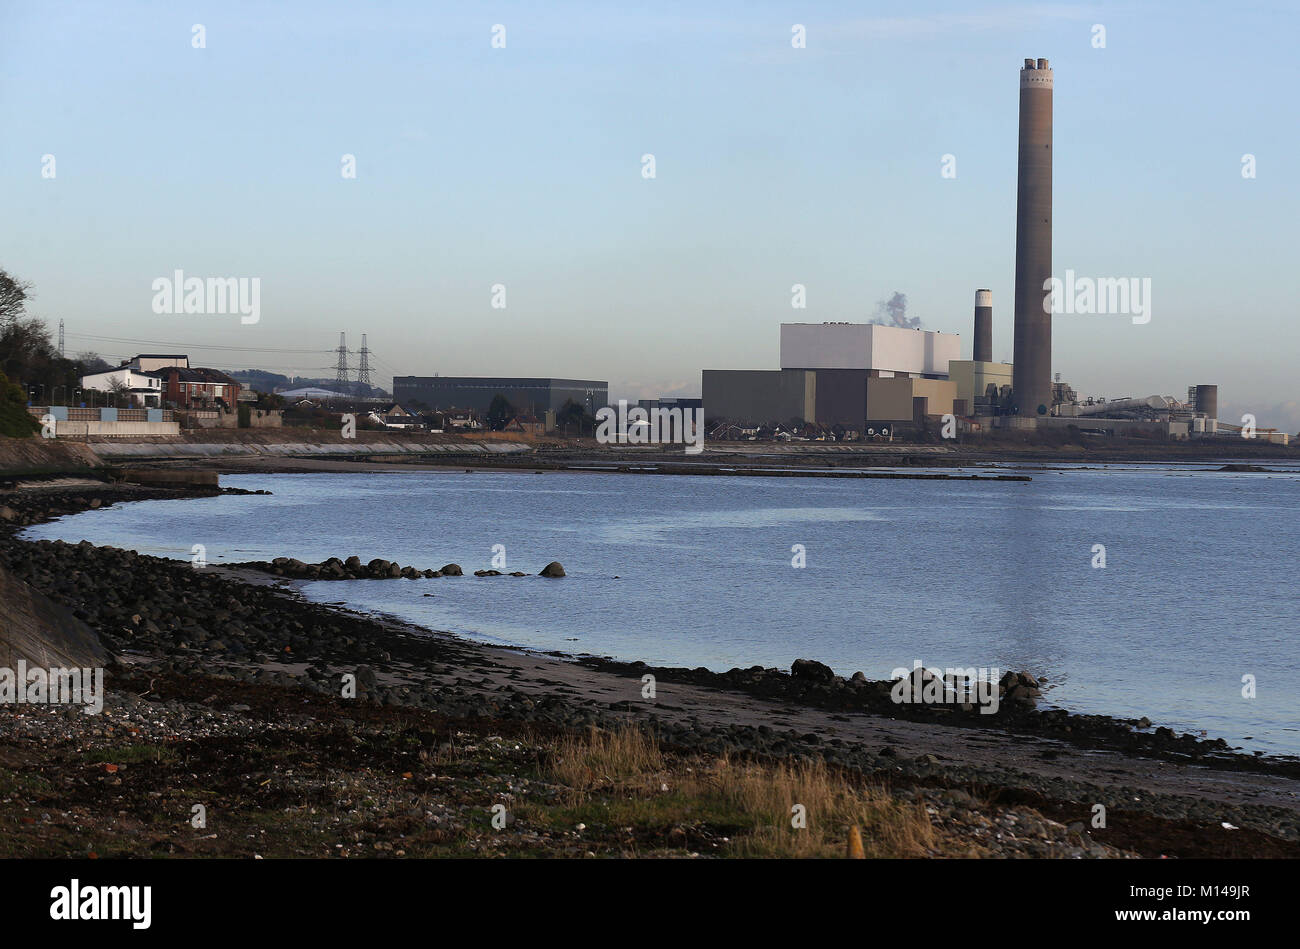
22;463;1300;755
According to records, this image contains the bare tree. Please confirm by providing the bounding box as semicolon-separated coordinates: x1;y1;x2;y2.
76;351;112;374
0;269;31;325
106;375;131;408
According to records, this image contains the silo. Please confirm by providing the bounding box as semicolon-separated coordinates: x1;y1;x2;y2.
1194;385;1219;420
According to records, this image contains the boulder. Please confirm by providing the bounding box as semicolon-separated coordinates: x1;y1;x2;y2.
790;658;835;683
539;561;565;578
0;563;108;668
440;563;463;576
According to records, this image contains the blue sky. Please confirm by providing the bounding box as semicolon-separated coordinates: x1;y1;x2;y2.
3;1;1297;428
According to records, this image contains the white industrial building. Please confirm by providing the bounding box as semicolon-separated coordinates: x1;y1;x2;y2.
780;323;961;378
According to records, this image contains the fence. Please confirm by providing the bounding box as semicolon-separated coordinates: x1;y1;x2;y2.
28;406;175;423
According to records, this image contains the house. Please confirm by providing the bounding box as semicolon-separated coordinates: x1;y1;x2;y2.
79;367;164;407
366;403;424;429
445;413;482;430
159;367;241;408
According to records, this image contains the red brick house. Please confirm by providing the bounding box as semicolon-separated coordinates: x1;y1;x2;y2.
160;367;242;408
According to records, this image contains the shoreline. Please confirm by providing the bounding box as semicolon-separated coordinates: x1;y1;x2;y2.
3;476;1300;857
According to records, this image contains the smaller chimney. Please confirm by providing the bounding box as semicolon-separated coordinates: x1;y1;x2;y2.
973;289;993;363
1037;58;1049;69
1024;58;1035;68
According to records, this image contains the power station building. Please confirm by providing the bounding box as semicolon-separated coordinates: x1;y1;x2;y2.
703;323;961;433
392;376;608;418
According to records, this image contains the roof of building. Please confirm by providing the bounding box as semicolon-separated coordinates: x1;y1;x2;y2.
278;386;349;398
160;367;239;385
195;368;238;386
81;368;163;381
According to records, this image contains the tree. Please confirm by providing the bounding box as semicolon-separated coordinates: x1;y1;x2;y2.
0;371;39;437
556;398;591;436
486;393;515;431
0;270;31;324
105;376;131;408
76;351;112;374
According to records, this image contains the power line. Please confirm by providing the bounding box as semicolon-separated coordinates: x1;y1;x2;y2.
93;353;336;373
357;334;372;387
334;332;350;386
65;332;332;355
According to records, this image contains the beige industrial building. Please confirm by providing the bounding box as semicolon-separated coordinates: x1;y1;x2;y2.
865;377;957;423
947;360;1014;416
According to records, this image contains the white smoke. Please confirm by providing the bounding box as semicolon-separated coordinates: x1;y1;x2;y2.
870;291;921;329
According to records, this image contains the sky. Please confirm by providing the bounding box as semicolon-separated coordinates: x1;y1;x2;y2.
2;1;1297;429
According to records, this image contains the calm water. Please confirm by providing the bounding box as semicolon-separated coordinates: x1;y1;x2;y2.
24;466;1300;754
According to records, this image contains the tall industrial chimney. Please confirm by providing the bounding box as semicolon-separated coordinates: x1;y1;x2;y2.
973;289;993;363
1012;57;1053;418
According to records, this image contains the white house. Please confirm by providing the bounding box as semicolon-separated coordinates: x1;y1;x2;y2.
79;367;164;407
367;403;423;429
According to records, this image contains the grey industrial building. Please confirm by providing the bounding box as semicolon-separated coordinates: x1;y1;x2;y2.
392;376;608;418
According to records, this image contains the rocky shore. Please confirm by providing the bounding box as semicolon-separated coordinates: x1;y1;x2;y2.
2;478;1299;858
227;555;566;580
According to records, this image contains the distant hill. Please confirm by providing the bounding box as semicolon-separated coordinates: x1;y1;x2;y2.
225;370;388;399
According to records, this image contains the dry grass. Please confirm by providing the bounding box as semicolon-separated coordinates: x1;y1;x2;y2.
541;725;933;858
709;754;933;858
545;725;667;801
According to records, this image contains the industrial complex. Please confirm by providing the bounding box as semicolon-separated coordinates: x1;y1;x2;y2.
392;377;608;419
696;57;1274;444
49;57;1283;446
